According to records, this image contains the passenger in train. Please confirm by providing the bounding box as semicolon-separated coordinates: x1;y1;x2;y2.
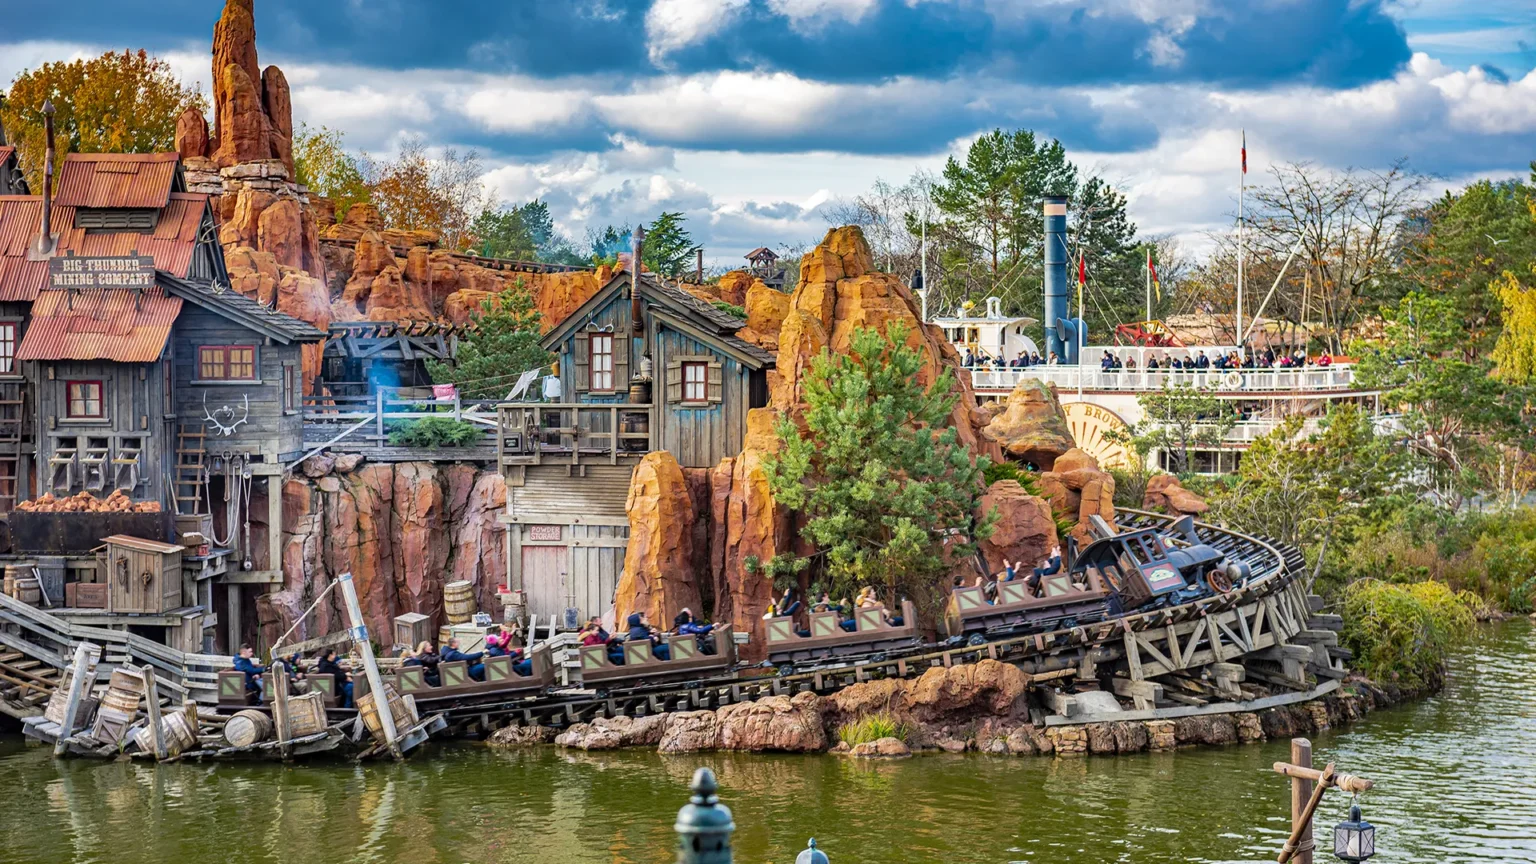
233;644;267;697
579;617;610;647
316;648;353;708
485;625;517;657
776;586;803;619
627;612;670;661
443;637;487;682
404;641;442;686
673;608;714;636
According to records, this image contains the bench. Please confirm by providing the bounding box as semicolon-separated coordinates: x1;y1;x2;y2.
579;626;734;685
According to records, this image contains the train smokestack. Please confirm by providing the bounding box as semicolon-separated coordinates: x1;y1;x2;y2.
1042;195;1068;360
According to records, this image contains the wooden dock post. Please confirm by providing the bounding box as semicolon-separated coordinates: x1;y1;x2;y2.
140;664;167;760
52;642;94;757
1273;737;1375;864
272;660;292;760
337;571;400;759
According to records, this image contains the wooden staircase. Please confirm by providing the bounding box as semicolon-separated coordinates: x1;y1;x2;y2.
0;650;60;715
175;424;207;516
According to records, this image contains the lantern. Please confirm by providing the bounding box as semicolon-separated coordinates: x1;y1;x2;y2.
675;768;734;864
796;838;829;864
1333;803;1376;862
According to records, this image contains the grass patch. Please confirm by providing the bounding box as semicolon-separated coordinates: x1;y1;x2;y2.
837;711;912;747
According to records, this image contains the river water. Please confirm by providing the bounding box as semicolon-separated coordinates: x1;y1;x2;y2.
1;620;1531;864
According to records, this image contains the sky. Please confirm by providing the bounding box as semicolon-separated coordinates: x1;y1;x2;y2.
1;0;1533;266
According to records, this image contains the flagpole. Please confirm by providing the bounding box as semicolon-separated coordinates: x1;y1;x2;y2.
1145;246;1152;322
1077;251;1085;400
1237;129;1246;354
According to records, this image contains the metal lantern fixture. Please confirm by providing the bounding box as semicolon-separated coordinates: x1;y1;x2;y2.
675;768;734;864
1333;803;1376;862
796;838;830;864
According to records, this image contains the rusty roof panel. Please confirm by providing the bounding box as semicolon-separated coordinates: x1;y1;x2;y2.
54;152;180;209
0;193;208;302
15;284;182;362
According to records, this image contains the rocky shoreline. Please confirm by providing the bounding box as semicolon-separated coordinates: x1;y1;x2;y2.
487;659;1437;758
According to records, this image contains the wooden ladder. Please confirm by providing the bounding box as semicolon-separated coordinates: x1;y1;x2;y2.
175;424;207;516
0;391;23;512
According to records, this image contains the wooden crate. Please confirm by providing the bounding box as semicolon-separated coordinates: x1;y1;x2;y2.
64;582;108;608
103;534;184;614
394;612;431;651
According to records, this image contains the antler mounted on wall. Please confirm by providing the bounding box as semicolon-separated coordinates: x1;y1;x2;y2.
202;392;250;437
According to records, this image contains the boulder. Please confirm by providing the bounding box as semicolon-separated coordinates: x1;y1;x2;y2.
487;725;554;747
716;691;826;752
975;480;1058;575
1143;474;1210;516
219;187;275;249
554;715;668;750
334;453;364;474
300;453;335;478
658;711;721;754
535;269;606;332
846;736;912;758
707;409;789;662
212;62;273;168
716;270;755;307
743;281;790;350
982;378;1075;469
257;198;303;270
175;107;210;159
825;659;1028;733
1048;449;1117;545
612;452;701;628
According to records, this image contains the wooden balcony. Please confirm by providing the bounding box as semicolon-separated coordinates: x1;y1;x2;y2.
495;402;654;468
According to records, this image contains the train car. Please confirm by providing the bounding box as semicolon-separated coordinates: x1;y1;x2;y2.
945;566;1111;643
765;600;920;673
393;643;557;704
577;627;736;690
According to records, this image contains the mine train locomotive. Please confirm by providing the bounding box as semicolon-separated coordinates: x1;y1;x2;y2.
944;515;1254;645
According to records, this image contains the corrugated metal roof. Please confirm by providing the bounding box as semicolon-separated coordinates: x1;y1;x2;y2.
15;283;182;362
159;271;326;344
0;193;208;302
54;152;181;209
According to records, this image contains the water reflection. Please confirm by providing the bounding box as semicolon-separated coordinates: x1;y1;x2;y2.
0;621;1531;864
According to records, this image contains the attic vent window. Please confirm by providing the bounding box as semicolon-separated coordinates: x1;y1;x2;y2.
75;208;156;233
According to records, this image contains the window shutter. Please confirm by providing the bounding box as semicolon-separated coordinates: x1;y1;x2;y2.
665;360;683;404
706;361;723;404
613;336;630;394
574;333;589;391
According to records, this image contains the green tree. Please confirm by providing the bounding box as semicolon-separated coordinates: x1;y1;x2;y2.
641;211;701;279
586;224;631;267
2;49;204;191
1354;291;1536;511
762;322;996;616
471;207;538;259
292;123;370;221
1111;384;1237;475
427;281;551;398
1393;177;1536;355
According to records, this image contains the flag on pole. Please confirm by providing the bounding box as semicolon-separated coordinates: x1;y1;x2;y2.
1147;249;1161;301
1078;251;1087;286
1241;129;1247;175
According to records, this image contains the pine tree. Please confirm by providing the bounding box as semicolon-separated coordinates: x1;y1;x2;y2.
641;212;702;279
427;280;551;398
763;323;995;616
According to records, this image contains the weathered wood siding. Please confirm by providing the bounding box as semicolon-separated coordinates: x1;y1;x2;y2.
654;323;750;468
507;463;634;520
170;306;304;461
35;359;168;504
511;521;628;623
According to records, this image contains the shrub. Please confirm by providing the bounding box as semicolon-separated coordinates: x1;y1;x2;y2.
1339;579;1478;689
386;417;484;448
837;711;912;747
711;299;747;319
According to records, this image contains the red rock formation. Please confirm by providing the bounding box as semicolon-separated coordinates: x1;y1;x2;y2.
716;691;825;752
175;108;210;160
260;65;292;172
1039;448;1117;545
715;270;755;307
1143;474;1210;516
257;198;303;270
612;452;702;627
976;480;1058;575
982;378;1075;469
706;409;789;662
740;280;789;351
772;226;998;460
824;659;1028;730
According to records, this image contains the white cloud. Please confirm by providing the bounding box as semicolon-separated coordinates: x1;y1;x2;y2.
462;85;593;133
767;0;880;31
645;0;751;63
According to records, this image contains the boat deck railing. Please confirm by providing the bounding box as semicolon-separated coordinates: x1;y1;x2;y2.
968;364;1362;395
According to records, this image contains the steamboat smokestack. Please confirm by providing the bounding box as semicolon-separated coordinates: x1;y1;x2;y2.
1043;195;1068;360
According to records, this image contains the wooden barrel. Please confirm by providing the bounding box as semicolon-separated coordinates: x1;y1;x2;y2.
132;712;196;757
101;671;145;716
224;709;273;747
286;691;327;738
444;580;475;624
356;685;410;742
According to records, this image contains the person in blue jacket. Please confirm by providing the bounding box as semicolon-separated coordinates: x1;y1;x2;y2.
441;637;486;682
233;644;266;698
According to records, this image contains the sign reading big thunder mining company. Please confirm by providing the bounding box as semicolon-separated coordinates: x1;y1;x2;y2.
47;254;156;289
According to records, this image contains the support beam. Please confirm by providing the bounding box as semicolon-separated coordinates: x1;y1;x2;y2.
140;664;166;760
337;571;400;760
52;642;94;757
1110;677;1162;711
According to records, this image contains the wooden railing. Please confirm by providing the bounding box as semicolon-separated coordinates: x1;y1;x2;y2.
496;401;653;467
0;592;229;704
301;392;504;449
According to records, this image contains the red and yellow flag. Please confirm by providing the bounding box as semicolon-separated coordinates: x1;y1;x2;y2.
1147;248;1161;301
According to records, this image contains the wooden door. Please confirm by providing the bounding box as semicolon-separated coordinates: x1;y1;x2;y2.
521;544;568;622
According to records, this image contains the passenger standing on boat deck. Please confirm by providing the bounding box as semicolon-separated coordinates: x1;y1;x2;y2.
1147;356;1159;370
233;644;266;697
962;349;976;368
1047;351;1059;365
443;637;487;682
316;648;353;708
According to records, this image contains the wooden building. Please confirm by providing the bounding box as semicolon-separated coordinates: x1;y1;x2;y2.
320;320;461;397
0;144;26;196
496;271;774;623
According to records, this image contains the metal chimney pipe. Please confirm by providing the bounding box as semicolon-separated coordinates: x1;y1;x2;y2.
1043;195;1069;360
35;100;56;256
631;224;645;334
